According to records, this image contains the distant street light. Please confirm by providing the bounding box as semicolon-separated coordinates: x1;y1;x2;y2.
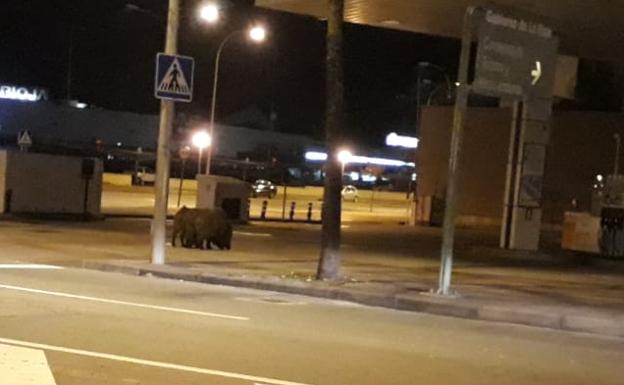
198;12;268;175
249;26;267;42
337;149;352;178
199;3;220;23
192;130;211;175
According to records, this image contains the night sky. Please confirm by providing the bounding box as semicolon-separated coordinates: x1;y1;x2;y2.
1;0;470;147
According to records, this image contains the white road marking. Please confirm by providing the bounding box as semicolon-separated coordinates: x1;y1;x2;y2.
0;337;314;385
234;231;273;237
0;343;57;385
0;284;248;321
0;264;63;270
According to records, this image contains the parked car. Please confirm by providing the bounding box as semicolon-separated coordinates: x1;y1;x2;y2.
135;167;155;185
251;179;277;198
341;185;359;202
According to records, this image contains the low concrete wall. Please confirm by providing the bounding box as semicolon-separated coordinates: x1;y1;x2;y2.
1;151;102;216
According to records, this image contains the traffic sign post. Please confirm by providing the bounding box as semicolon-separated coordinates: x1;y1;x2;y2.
437;6;559;296
17;130;32;152
437;6;478;296
151;0;181;266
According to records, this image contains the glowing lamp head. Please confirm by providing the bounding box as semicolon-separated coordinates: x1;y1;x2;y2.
337;149;353;164
199;4;219;23
249;26;266;42
192;131;211;149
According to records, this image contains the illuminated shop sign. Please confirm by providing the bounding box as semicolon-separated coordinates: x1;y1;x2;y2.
385;132;419;149
305;151;415;168
0;85;49;102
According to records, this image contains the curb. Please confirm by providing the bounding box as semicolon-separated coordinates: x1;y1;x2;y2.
82;260;624;339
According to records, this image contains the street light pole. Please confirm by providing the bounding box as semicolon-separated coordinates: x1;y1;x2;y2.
197;147;203;175
151;0;179;265
413;63;424;202
614;133;621;176
192;130;211;176
205;31;242;176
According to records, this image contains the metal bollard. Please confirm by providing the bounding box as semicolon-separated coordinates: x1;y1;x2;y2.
307;202;313;222
260;200;268;220
289;201;296;221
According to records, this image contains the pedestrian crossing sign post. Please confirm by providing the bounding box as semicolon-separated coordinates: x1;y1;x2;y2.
155;53;194;102
17;130;32;152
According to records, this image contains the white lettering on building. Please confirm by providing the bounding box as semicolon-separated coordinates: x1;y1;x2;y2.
485;10;552;38
0;86;49;102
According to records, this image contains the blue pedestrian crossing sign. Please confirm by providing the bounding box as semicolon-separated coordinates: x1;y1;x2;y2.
155;53;194;102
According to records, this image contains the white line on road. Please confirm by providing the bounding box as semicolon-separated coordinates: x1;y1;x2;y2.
0;264;64;270
0;284;248;321
0;343;57;385
0;337;315;385
234;231;273;237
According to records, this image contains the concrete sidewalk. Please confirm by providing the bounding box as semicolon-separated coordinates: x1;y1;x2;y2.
84;251;624;339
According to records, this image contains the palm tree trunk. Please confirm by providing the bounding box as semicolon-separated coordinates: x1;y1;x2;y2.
317;0;345;280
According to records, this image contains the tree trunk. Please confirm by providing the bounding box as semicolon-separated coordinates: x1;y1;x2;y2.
317;0;345;280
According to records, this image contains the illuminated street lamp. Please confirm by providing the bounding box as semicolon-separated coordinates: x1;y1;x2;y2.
337;149;353;178
199;3;220;23
198;13;267;174
249;26;267;42
192;130;211;175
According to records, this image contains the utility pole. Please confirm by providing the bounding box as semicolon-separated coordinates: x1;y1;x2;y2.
614;133;621;176
317;0;345;280
151;0;179;265
412;63;424;203
66;25;74;100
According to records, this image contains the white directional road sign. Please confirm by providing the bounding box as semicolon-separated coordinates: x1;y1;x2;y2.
473;9;559;99
155;53;195;102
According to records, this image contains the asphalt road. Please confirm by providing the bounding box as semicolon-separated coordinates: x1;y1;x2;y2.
101;184;411;223
1;265;623;385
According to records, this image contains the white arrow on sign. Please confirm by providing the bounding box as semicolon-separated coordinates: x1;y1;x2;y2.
0;343;57;385
531;60;542;85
